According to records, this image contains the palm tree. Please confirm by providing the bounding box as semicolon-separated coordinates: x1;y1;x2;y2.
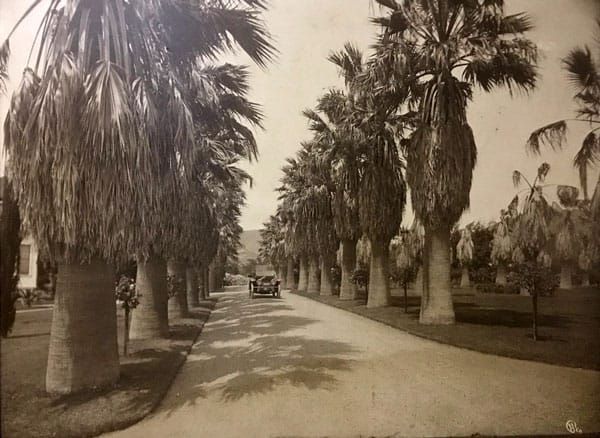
279;142;338;295
372;0;537;323
550;186;589;289
313;43;407;307
0;41;8;95
279;154;320;293
3;0;273;394
490;206;518;285
304;53;363;300
359;140;406;308
512;163;554;340
259;213;287;285
130;63;263;337
527;22;600;200
456;227;474;288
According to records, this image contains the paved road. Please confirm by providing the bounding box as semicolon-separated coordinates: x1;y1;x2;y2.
107;288;600;437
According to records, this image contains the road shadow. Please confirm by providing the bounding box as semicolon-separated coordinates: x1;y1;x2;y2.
157;292;358;414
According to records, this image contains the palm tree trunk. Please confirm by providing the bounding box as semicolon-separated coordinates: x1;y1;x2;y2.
419;226;455;325
217;262;226;290
460;267;470;288
581;271;590;287
204;266;210;298
198;266;207;301
285;258;295;290
339;239;357;301
130;255;169;340
208;262;218;294
560;263;574;289
307;256;320;294
186;267;199;308
279;263;288;289
46;258;119;394
367;238;390;308
413;266;423;296
495;264;507;285
298;256;308;291
167;260;188;320
319;256;335;296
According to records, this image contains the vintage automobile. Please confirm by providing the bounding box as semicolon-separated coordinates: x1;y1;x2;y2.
248;265;281;299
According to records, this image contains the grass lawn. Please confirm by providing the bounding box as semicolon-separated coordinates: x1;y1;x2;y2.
1;299;217;438
293;286;600;370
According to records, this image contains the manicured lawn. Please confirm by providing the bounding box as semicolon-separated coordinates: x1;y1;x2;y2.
293;286;600;370
1;299;217;438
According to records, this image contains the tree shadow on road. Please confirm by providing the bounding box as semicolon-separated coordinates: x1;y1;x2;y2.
157;293;359;414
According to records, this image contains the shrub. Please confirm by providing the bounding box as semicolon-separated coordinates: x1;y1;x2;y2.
351;268;369;291
331;264;341;290
471;266;495;284
166;274;185;299
17;288;40;307
475;283;519;294
115;275;139;356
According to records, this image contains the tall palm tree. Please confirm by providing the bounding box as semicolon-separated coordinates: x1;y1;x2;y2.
259;213;287;284
312;43;407;307
372;0;537;323
3;0;273;394
490;206;518;285
111;55;263;339
527;22;600;200
456;226;474;288
304;46;365;300
550;185;589;289
279;155;319;293
279;142;337;295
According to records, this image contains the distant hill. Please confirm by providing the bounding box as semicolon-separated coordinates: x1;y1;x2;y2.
238;229;261;263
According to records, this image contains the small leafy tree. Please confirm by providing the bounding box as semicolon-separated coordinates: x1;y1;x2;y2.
511;163;556;341
115;276;139;356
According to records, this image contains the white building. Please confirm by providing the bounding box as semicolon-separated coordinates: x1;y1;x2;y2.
17;234;38;290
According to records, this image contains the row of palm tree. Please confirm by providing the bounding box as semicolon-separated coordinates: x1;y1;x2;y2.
2;0;274;394
260;0;538;324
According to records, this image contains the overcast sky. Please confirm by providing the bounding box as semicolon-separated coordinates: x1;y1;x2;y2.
2;0;599;231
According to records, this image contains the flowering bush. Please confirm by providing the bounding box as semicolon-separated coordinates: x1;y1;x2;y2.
115;276;139;310
167;274;185;299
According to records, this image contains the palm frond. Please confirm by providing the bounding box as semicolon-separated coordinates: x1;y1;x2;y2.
0;40;10;95
526;121;567;154
563;46;599;91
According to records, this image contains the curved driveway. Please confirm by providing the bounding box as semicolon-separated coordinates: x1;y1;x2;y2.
106;288;600;437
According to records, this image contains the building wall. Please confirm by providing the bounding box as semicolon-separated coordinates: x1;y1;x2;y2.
17;234;38;290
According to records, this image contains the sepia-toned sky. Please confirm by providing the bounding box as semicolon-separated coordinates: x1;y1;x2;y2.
1;0;599;231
